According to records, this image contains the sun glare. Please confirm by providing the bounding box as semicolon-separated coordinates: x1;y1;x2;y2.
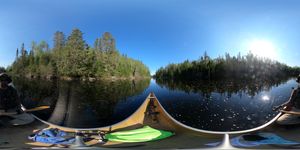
262;95;270;101
248;40;277;60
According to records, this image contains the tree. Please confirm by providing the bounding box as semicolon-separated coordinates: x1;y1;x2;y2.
16;48;19;60
66;28;85;51
31;41;38;56
99;32;116;53
21;43;27;57
39;41;49;52
58;28;87;77
53;31;65;50
94;38;101;50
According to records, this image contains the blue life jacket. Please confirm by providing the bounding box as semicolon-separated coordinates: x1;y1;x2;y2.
28;128;75;145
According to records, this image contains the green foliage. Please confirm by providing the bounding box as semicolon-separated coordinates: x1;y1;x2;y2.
10;29;150;79
155;51;300;82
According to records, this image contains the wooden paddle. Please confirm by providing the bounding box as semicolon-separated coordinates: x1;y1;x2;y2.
0;106;50;116
24;106;50;112
280;110;300;115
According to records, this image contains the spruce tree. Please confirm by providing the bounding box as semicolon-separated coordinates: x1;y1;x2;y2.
53;31;65;50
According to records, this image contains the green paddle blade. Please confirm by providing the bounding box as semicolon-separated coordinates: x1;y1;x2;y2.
105;126;174;143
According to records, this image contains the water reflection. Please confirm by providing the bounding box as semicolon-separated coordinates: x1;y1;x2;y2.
152;77;297;131
14;78;150;128
12;77;297;131
155;77;291;97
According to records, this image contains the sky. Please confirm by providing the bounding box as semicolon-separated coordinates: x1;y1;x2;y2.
1;0;300;74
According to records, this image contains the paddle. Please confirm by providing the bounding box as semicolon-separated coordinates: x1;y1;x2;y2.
23;106;50;112
0;106;50;116
279;110;300;115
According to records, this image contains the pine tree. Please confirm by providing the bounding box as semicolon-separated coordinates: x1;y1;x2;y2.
94;38;99;50
53;31;65;50
66;28;85;51
21;43;27;56
59;28;86;76
40;41;49;52
31;41;38;56
16;48;19;60
99;32;116;53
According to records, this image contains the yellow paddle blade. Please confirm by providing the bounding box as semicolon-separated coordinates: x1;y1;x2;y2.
24;106;50;112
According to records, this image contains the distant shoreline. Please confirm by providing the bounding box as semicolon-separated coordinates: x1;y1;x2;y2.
13;74;150;82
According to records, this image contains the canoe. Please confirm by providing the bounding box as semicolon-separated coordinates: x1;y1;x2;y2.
28;92;283;149
31;92;222;137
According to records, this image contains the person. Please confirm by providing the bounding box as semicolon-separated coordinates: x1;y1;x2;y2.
0;73;21;113
275;75;300;111
275;75;300;125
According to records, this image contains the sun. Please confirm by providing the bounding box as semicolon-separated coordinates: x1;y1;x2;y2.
248;39;277;60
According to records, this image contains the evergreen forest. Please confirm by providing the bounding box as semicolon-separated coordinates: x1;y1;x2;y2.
9;29;150;80
155;52;300;82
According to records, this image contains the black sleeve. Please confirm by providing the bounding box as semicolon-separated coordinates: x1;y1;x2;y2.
8;87;21;109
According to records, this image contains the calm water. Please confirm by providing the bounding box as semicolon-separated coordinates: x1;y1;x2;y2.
14;77;297;131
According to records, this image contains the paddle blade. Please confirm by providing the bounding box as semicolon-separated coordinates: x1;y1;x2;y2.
24;106;50;112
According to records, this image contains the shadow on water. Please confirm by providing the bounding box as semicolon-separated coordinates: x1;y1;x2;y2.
13;78;151;128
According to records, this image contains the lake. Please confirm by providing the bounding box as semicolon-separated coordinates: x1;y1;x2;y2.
14;77;297;131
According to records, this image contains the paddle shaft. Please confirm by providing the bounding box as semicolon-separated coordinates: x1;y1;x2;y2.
0;106;50;116
23;106;50;112
280;110;300;115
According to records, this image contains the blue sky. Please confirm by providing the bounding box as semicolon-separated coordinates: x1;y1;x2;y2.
1;0;300;74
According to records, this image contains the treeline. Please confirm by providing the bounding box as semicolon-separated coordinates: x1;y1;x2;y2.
155;52;300;81
9;29;150;80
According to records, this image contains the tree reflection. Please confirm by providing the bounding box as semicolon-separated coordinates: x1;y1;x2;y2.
156;77;291;98
13;78;150;128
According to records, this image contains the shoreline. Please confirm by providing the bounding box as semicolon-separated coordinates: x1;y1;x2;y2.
12;74;151;82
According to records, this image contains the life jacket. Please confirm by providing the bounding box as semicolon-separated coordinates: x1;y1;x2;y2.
28;128;75;145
